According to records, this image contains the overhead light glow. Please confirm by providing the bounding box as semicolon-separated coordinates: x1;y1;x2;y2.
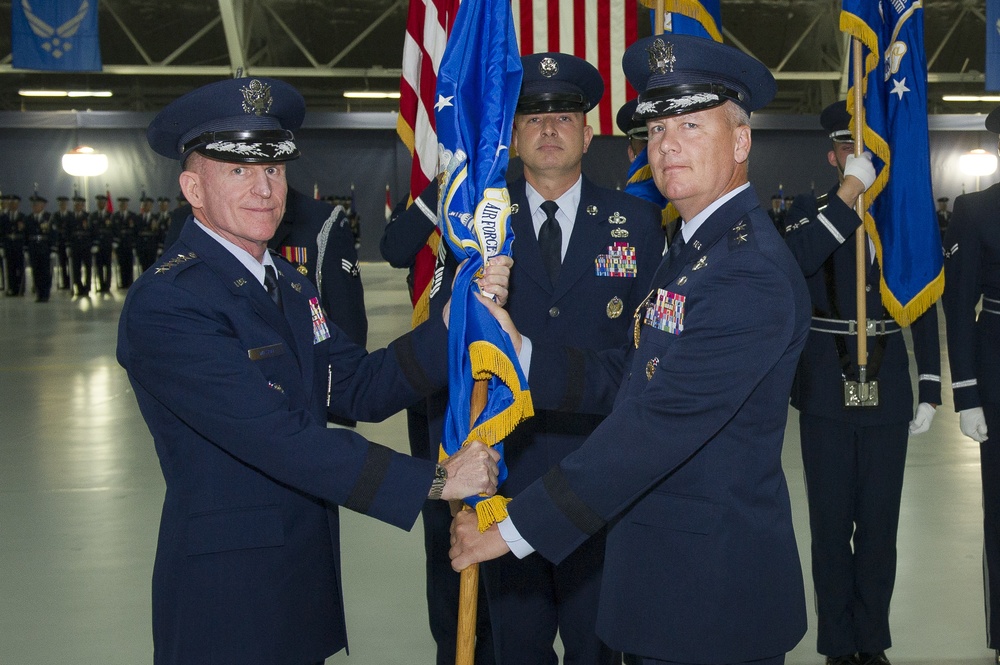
62;146;109;177
942;95;1000;103
343;91;400;99
959;149;998;177
19;89;113;98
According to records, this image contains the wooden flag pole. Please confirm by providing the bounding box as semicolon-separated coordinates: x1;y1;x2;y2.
851;38;869;386
455;378;489;665
654;0;665;34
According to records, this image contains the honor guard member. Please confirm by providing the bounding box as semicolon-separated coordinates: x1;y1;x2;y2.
124;76;505;665
452;34;811;665
478;52;664;665
4;195;27;296
68;194;93;296
53;195;73;289
136;196;161;273
769;194;785;235
616;97;649;164
936;196;950;243
783;100;941;665
91;195;114;293
25;194;54;302
0;194;8;294
113;197;138;288
943;106;1000;663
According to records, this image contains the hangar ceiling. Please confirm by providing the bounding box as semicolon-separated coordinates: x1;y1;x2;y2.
0;0;991;117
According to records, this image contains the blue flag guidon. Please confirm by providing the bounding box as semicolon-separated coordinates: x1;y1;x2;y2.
841;0;943;325
434;0;531;530
12;0;102;72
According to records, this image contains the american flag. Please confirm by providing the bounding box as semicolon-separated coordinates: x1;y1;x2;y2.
397;0;460;320
510;0;639;135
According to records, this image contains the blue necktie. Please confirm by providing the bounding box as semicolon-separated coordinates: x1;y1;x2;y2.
264;265;283;312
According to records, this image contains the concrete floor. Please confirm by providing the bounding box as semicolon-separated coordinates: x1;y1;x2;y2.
0;262;994;664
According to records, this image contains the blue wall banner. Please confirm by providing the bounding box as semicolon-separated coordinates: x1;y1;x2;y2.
988;0;1000;92
12;0;102;72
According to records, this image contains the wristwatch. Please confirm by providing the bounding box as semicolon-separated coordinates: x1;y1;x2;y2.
428;463;448;500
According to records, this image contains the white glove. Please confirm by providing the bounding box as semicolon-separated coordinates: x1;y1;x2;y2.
960;407;989;443
843;152;876;191
908;402;936;435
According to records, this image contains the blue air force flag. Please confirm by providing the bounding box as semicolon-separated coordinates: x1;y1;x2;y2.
841;0;943;325
12;0;102;72
434;0;531;529
988;0;1000;92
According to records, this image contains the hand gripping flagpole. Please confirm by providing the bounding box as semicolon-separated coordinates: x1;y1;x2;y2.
455;380;488;665
851;37;870;397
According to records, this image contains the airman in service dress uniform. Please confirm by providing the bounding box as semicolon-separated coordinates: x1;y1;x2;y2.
943;105;1000;664
52;195;73;290
135;196;162;273
25;194;54;302
90;195;114;293
783;101;940;665
3;195;27;296
452;35;809;665
478;52;665;665
113;197;138;288
119;76;503;665
67;195;93;296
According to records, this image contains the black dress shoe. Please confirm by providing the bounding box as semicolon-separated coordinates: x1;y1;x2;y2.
826;656;859;665
858;652;890;665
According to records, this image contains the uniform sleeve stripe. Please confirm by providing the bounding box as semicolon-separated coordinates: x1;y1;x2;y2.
918;374;941;383
816;212;846;244
542;467;605;537
344;443;393;515
953;379;978;389
414;195;437;224
393;332;436;396
558;347;585;412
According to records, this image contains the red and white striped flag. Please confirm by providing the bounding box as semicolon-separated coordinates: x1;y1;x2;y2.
511;0;639;135
397;0;461;323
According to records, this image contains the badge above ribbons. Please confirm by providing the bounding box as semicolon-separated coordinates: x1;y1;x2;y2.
12;0;102;72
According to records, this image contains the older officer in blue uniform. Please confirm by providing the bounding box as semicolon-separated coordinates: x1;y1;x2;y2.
452;35;810;665
943;106;1000;663
783;101;940;665
481;52;664;665
118;76;505;665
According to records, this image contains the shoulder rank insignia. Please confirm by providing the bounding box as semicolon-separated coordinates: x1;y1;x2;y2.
154;252;197;274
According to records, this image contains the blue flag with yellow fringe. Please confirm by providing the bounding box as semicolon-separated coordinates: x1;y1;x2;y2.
841;0;943;325
435;0;531;530
12;0;102;72
639;0;722;42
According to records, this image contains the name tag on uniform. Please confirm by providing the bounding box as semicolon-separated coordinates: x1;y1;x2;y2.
248;343;285;361
595;242;637;277
644;289;685;335
310;297;331;344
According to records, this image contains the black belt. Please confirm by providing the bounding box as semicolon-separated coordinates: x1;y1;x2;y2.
810;316;901;335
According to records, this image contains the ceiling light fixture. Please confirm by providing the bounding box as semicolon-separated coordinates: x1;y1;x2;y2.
18;89;113;98
343;91;400;99
942;95;1000;103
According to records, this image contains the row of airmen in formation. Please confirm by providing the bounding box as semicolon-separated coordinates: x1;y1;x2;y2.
0;193;178;301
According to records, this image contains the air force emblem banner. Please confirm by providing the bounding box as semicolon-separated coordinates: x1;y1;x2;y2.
12;0;102;72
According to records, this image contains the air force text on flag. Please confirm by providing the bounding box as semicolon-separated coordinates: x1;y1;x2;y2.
435;0;531;530
12;0;102;72
841;0;943;324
